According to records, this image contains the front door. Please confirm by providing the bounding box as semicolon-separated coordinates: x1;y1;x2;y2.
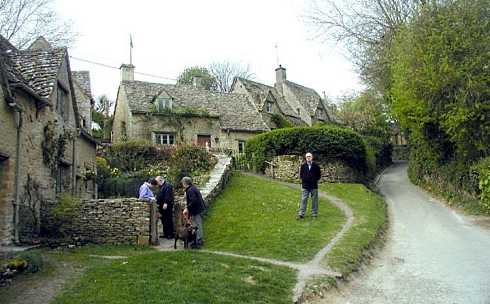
197;135;211;147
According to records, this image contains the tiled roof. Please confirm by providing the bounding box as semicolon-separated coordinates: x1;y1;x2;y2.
121;81;269;132
8;48;66;99
282;80;322;116
235;78;300;118
72;71;92;98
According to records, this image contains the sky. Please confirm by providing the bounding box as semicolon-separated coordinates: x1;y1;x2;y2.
56;0;363;103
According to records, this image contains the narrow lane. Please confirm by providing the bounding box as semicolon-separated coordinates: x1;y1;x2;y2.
320;162;490;304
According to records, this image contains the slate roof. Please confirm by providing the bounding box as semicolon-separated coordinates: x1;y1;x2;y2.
282;80;322;116
8;48;66;99
121;80;269;132
235;78;300;118
72;71;93;98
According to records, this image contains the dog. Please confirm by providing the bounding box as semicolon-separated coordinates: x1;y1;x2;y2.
174;221;198;249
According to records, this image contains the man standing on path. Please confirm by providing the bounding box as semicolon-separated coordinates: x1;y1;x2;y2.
156;176;174;239
298;152;321;219
182;176;206;249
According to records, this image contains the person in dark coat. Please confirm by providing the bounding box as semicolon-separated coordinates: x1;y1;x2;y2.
182;176;206;248
298;152;322;219
156;176;174;239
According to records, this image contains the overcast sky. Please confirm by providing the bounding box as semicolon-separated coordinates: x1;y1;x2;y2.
56;0;363;102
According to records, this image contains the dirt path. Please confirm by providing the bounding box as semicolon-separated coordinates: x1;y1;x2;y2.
0;255;82;304
155;173;355;303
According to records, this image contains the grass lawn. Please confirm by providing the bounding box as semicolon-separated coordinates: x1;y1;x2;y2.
319;183;387;275
204;173;345;262
52;249;296;304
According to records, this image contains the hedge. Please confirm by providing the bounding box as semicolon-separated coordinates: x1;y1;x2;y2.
245;126;367;173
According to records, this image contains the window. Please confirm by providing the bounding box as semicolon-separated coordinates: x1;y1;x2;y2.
266;101;273;113
155;97;172;112
238;140;246;154
153;132;175;145
56;165;71;193
57;84;69;122
297;108;301;116
317;109;326;120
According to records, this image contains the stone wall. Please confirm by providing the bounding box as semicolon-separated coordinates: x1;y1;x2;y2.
264;155;362;183
41;155;233;245
41;198;152;245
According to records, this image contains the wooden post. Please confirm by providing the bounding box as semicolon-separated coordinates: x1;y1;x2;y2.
149;202;159;245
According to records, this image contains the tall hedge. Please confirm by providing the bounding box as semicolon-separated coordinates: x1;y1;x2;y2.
245;126;367;172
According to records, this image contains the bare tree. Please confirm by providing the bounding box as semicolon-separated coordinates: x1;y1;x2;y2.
304;0;418;91
208;61;255;93
0;0;77;49
95;95;114;118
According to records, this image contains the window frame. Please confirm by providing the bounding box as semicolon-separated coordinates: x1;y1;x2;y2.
153;132;175;145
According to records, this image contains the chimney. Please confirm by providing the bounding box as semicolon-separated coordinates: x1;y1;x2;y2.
275;65;286;84
192;76;203;88
120;64;135;82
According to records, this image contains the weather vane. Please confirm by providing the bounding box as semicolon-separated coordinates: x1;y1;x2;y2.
275;42;280;66
129;34;133;65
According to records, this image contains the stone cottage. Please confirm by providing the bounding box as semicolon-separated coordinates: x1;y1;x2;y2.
231;65;339;128
0;36;97;245
112;64;269;152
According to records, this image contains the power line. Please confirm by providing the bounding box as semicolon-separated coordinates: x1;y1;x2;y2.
69;56;177;81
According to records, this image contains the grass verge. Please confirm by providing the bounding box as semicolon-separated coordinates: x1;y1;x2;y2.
204;173;345;262
319;183;387;276
52;249;296;304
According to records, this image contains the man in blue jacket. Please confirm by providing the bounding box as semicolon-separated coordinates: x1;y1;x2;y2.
298;152;322;219
182;176;206;248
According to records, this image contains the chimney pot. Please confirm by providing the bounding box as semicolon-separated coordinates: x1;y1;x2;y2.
275;65;286;84
120;64;135;82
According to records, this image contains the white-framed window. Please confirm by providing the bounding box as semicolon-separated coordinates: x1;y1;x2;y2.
266;101;273;113
238;140;246;154
155;97;172;112
153;132;175;145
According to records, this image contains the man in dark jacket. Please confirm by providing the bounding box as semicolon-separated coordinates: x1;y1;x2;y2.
156;176;174;239
182;176;206;248
298;152;321;219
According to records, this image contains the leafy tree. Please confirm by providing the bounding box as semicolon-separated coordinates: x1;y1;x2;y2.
208;61;255;93
92;95;114;140
177;66;217;91
336;89;391;138
0;0;77;49
389;0;490;162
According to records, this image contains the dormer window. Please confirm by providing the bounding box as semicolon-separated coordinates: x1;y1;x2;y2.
317;109;326;120
155;96;172;112
266;101;273;113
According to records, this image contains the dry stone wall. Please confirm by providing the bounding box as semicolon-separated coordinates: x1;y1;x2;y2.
264;155;362;183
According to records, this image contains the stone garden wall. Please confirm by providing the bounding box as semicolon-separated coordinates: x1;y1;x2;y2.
41;154;233;246
264;155;362;183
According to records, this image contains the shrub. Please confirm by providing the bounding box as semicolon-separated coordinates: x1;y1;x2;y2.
52;193;80;236
245;126;367;173
270;113;293;129
105;140;175;172
167;145;216;189
476;157;490;213
364;136;393;171
16;251;43;273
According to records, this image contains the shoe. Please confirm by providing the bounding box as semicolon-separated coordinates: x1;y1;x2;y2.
296;215;304;220
312;214;318;218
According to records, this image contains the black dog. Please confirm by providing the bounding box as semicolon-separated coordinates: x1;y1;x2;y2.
174;222;198;249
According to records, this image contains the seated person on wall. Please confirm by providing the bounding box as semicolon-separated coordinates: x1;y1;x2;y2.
155;176;175;239
139;178;158;202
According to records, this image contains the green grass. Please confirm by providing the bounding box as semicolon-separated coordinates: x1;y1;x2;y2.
204;173;345;262
319;183;387;275
52;250;296;304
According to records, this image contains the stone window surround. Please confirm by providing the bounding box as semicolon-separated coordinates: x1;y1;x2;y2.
153;132;175;145
238;140;246;154
265;101;273;113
